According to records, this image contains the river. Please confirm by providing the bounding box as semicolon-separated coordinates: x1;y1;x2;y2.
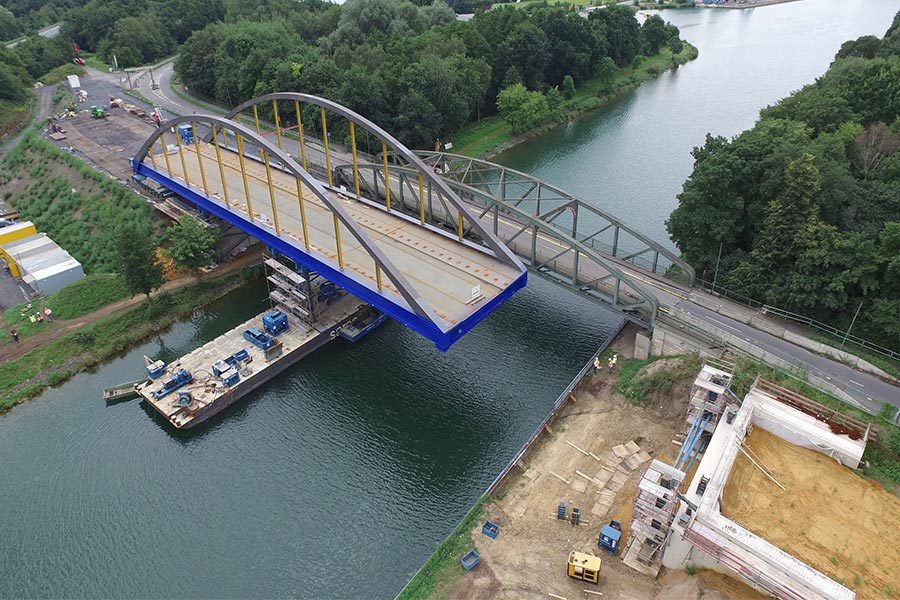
495;0;900;251
2;2;898;598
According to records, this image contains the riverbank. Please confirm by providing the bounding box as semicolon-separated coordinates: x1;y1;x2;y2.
451;43;699;159
701;0;804;9
0;249;263;413
395;329;766;599
398;327;900;597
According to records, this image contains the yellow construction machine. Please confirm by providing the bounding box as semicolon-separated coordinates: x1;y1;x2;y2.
566;551;601;584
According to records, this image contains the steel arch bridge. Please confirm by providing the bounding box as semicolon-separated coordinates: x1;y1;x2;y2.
131;95;527;351
334;161;662;323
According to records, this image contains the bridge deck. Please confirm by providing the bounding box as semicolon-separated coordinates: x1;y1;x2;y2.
147;144;521;330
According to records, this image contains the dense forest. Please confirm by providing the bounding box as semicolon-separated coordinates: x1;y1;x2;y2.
173;0;681;146
667;10;900;350
0;0;683;148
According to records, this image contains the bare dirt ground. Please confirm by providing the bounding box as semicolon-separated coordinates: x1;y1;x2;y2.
722;427;900;599
436;333;766;600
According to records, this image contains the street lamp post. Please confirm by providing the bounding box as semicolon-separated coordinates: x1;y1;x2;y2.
840;301;863;350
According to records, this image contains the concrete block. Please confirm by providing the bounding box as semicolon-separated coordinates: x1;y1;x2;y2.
634;330;651;360
747;316;786;337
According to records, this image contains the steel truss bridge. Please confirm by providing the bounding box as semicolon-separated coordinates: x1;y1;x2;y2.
132;92;691;348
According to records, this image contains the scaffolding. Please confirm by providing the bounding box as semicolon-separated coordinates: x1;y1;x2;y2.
671;359;737;476
621;459;686;577
264;255;315;325
686;358;735;434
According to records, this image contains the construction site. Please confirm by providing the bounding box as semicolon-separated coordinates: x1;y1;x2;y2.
15;77;900;600
427;342;900;600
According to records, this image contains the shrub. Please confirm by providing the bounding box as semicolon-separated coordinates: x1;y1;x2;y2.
48;370;72;386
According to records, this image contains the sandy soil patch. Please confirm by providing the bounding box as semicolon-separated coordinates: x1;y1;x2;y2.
438;342;766;600
722;427;900;599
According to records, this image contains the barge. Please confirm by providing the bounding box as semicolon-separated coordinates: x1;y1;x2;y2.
137;293;366;429
338;306;387;342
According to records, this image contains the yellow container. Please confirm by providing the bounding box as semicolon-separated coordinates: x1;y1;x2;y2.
0;221;37;277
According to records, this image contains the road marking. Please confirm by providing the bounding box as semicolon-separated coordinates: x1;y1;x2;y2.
849;380;865;388
704;316;741;332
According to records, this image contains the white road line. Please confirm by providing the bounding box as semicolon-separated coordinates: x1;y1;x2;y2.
849;380;865;388
705;315;741;332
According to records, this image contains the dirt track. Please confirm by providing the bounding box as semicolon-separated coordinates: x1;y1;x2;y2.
0;248;261;362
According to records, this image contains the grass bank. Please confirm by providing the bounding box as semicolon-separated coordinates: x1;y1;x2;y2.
615;354;703;405
2;273;131;342
0;268;259;412
451;43;698;158
396;495;487;600
0;96;34;147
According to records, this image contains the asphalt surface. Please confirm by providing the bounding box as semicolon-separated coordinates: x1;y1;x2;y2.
52;59;900;413
677;300;899;414
4;21;61;48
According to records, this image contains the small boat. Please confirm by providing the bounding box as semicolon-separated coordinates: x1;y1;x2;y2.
339;306;387;342
103;378;146;403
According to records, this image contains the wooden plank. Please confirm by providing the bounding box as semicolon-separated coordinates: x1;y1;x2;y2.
566;440;590;456
551;471;572;485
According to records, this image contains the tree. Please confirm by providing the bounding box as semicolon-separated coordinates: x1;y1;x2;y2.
116;226;164;299
752;153;822;270
562;74;575;99
496;83;548;133
164;215;219;279
588;4;640;67
641;15;667;56
667;37;684;62
835;35;881;60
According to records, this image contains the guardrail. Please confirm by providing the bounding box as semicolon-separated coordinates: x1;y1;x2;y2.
759;304;900;363
696;279;899;364
696;278;765;309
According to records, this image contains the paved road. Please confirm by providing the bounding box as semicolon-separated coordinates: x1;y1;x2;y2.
5;22;61;48
676;300;898;414
125;60;900;412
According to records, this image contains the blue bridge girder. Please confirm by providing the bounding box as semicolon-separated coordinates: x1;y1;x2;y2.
131;104;527;351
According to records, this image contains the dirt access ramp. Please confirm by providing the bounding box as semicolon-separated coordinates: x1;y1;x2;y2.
723;427;900;599
438;353;766;600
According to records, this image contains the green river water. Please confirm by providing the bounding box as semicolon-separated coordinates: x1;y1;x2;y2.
1;1;898;597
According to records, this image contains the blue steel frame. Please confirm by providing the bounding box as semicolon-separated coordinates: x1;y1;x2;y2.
130;160;526;352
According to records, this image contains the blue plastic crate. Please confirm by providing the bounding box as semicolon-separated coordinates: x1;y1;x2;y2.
460;550;480;571
482;521;500;539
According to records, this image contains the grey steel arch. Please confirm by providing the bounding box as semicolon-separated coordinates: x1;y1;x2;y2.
409;151;695;285
133;114;435;322
335;163;659;323
223;93;523;272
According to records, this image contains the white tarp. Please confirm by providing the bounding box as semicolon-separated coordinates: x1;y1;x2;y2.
66;74;81;89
